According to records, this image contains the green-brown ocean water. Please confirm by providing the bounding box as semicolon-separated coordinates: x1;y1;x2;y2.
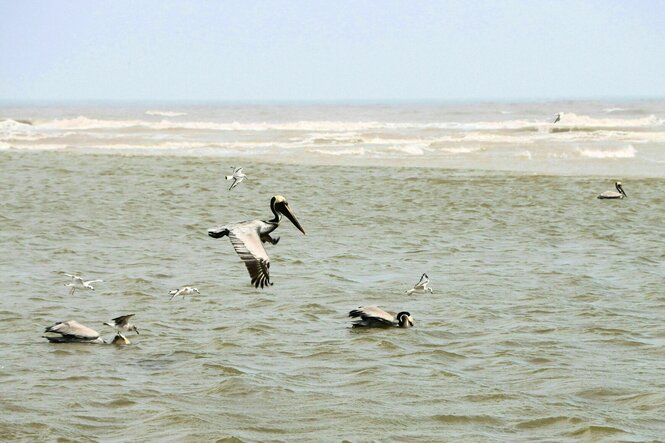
1;150;664;442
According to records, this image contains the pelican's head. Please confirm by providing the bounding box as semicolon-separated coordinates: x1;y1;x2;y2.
271;195;306;234
111;333;131;345
615;181;627;197
396;312;414;328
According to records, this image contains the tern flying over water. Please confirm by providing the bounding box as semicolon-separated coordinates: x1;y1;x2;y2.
405;273;433;295
226;167;248;191
598;181;627;199
208;195;306;288
169;286;200;300
348;306;414;328
104;314;139;334
43;320;130;344
64;273;103;295
553;113;562;124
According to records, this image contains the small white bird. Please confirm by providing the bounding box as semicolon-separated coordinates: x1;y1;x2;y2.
405;273;433;295
348;306;414;328
169;286;200;301
103;314;139;335
225;166;248;191
64;273;103;295
553;113;562;124
598;181;627;199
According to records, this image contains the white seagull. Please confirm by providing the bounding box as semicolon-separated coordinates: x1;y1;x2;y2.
43;320;130;344
598;181;627;199
169;286;200;301
208;195;306;288
405;273;433;295
226;166;248;191
348;306;414;328
103;314;139;334
64;273;103;295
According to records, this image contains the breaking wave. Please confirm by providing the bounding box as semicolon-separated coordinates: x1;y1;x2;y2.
578;145;637;159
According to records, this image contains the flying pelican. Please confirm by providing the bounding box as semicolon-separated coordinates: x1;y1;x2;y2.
168;286;200;300
226;166;248;191
405;273;433;295
64;273;103;295
553;113;562;124
43;320;130;344
103;314;139;334
598;181;627;199
208;195;306;288
348;306;414;328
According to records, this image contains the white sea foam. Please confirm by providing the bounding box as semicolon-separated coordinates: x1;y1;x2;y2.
145;110;188;117
578;145;637;159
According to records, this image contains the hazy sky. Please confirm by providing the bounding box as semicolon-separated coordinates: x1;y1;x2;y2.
1;0;664;103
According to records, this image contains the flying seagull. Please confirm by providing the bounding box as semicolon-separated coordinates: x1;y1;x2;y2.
226;166;248;191
348;306;414;328
104;314;139;334
43;320;130;344
168;286;200;300
405;273;433;295
208;195;306;288
553;113;562;124
64;273;103;295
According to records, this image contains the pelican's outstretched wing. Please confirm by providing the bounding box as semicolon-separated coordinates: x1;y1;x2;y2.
228;225;272;288
348;306;395;325
44;320;100;339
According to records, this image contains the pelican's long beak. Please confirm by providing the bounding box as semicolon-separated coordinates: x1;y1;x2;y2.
279;202;306;235
618;185;627;198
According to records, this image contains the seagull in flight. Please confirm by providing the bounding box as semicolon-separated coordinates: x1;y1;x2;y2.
169;286;200;300
104;314;139;334
64;273;103;295
226;166;248;191
553;113;562;124
405;273;433;295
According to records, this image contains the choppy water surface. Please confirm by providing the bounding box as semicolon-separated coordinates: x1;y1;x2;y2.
1;105;665;441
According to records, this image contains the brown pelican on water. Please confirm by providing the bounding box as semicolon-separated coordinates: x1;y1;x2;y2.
208;195;306;288
43;320;130;344
598;181;627;199
349;306;414;328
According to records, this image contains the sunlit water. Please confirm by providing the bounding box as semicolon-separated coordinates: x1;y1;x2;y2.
1;104;664;441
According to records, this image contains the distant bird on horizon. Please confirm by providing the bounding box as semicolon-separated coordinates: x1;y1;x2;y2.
208;195;306;288
348;306;414;328
104;314;139;335
405;273;433;295
43;320;130;344
553;113;562;124
64;273;103;295
226;166;248;191
169;286;200;300
598;181;627;199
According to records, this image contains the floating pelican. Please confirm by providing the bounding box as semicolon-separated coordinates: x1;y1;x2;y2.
208;195;306;288
597;181;627;199
349;306;414;328
405;273;433;295
104;314;139;334
226;166;248;191
64;273;103;295
553;113;562;124
43;320;130;344
169;286;200;300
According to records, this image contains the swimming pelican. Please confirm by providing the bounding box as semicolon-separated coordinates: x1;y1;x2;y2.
104;314;139;334
348;306;414;328
597;181;627;199
553;113;562;124
226;166;248;191
168;286;200;300
43;320;130;344
405;273;433;295
64;273;103;295
208;195;306;288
